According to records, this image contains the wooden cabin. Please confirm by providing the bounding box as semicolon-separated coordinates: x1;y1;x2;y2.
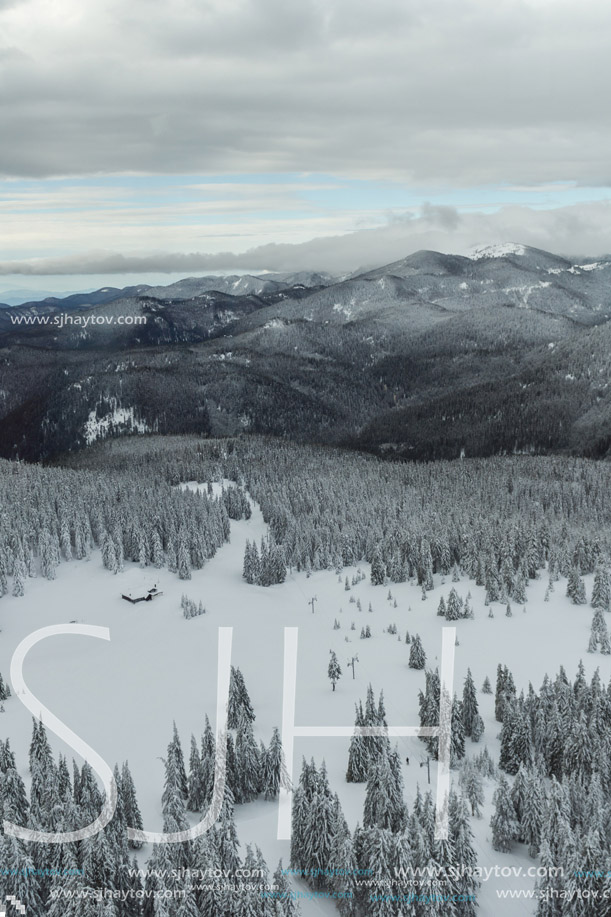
122;585;163;604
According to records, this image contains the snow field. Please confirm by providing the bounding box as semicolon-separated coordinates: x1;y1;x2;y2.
0;482;606;915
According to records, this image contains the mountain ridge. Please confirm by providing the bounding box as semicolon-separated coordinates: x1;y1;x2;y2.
2;244;611;462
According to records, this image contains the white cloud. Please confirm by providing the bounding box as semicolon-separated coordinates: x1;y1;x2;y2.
2;200;611;276
2;0;610;274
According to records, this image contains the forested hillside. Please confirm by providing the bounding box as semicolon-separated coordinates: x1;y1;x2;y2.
3;246;611;462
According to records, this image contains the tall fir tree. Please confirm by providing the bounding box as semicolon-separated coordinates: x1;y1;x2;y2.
328;651;342;691
490;775;519;853
408;635;426;670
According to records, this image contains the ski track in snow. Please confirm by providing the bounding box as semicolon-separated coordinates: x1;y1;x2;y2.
0;481;607;916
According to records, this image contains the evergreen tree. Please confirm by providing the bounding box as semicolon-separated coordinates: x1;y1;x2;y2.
459;761;484;817
329;801;356;917
161;746;188;832
112;527;123;572
567;566;587;604
445;588;462;622
510;765;528;842
271;859;300;916
2;837;44;915
328;651;342;691
495;664;516;722
235;715;262;803
471;713;484;743
490;775;519;852
419;669;441;759
357;826;396;917
176;877;200;917
591;564;610;610
214;786;241;873
408;635;426;670
588;621;599;653
363;746;407;833
521;769;545;858
449;792;479;916
199;714;216;805
152;530;164;568
512;567;527;604
0;671;11;701
243;540;260;584
370;548;385;586
120;761;144;848
293;761;337;887
177;533;192;580
224;732;239;801
187;735;205;812
262;727;290;801
462;669;482;740
542;777;572;865
346;703;369;783
169;721;189;799
11;554;25;597
228;666;256;728
450;697;466;765
564;711;593;782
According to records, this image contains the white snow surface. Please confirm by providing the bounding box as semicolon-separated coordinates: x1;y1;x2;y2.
263;319;285;330
0;482;606;915
83;405;149;445
469;243;526;260
550;261;609;275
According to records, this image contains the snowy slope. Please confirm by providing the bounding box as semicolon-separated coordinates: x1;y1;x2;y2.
469;243;527;260
0;483;606;914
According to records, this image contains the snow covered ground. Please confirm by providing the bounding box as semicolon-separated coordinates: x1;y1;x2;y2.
0;482;606;915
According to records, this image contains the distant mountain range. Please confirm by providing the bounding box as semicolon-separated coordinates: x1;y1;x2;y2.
2;246;611;462
0;271;335;312
0;287;98;307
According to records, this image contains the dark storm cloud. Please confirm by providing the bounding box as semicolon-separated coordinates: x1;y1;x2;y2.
419;203;461;231
1;0;611;186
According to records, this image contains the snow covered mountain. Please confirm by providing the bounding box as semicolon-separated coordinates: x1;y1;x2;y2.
2;244;611;462
142;271;334;300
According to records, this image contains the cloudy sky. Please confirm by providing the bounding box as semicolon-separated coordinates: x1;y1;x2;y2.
1;0;611;293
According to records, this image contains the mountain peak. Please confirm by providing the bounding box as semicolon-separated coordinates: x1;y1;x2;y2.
468;242;527;260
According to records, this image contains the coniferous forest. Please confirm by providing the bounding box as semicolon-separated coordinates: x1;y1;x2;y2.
2;434;611;915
